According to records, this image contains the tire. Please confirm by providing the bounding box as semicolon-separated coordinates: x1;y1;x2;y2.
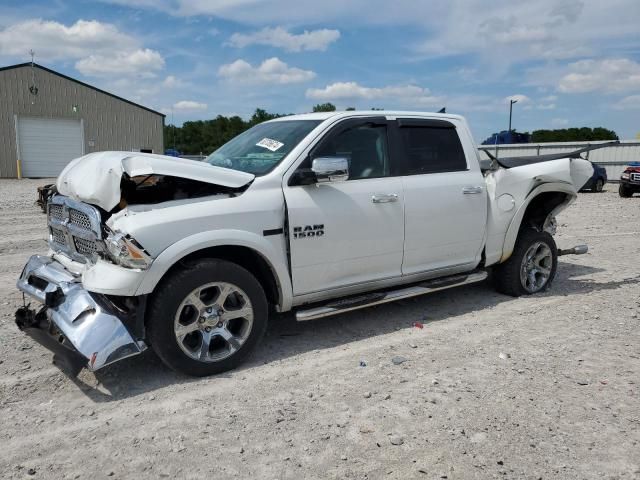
619;184;633;198
594;178;604;192
147;259;268;376
494;228;558;297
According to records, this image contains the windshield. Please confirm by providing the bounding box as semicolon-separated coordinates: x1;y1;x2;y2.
205;120;321;175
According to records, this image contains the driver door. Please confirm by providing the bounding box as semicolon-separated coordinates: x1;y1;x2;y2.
283;118;405;297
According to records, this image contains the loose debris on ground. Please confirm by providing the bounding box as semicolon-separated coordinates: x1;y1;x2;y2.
0;180;639;479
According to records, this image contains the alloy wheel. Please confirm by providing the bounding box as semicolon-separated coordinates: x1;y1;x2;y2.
173;282;254;362
519;242;553;293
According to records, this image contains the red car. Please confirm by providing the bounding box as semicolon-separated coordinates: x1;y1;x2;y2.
619;162;640;197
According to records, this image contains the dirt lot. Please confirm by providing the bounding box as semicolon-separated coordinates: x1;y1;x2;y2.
0;179;638;480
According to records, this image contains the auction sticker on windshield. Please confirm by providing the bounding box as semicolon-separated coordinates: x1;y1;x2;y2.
256;138;284;152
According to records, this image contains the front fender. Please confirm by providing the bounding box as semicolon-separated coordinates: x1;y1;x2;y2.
500;182;576;262
134;229;293;311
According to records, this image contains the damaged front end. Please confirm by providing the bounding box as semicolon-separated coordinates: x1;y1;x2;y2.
56;151;255;211
15;152;257;373
15;255;146;373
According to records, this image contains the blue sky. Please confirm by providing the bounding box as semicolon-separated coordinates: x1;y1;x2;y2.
1;0;639;142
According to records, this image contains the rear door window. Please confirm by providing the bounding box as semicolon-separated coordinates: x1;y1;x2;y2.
397;119;467;175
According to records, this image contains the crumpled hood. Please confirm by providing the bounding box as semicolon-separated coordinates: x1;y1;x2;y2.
56;151;255;211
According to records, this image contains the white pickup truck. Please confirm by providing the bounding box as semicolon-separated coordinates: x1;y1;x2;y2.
15;111;597;376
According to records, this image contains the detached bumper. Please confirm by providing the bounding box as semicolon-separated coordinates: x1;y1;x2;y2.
15;255;145;371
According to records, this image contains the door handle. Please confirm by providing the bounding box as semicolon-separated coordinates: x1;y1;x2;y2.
371;193;399;203
462;186;483;194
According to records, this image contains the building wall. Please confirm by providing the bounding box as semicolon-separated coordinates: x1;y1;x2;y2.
0;65;164;178
478;140;640;181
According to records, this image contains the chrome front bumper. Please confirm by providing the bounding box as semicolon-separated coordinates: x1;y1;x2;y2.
15;255;145;371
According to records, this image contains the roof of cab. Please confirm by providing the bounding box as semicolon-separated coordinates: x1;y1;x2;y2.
269;110;464;122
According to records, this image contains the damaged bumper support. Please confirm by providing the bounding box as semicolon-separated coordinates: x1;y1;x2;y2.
557;244;588;256
15;255;145;371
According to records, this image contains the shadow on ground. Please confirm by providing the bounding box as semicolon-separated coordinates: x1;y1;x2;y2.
68;261;639;402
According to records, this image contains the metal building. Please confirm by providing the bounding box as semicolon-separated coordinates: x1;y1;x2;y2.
0;62;164;178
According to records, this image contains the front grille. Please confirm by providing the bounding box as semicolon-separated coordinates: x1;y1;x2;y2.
69;209;92;230
47;195;104;263
50;227;66;246
631;173;640;182
49;204;64;221
74;237;98;254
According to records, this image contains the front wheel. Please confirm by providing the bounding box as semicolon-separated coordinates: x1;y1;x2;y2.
494;229;558;297
147;259;268;376
619;184;633;198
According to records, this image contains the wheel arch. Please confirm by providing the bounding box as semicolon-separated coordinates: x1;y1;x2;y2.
165;246;281;308
500;183;575;262
135;231;292;311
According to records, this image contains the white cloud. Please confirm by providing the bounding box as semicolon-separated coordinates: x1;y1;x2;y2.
550;1;584;23
613;95;640;110
98;0;639;73
456;67;478;81
162;75;184;88
306;82;442;106
75;49;165;77
534;45;593;61
480;17;553;45
228;26;340;52
0;19;165;78
113;0;448;25
218;57;316;84
551;118;569;127
0;19;136;59
415;0;639;70
173;100;208;111
558;58;640;94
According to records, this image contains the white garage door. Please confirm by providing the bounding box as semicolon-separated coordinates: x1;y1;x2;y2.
17;117;84;177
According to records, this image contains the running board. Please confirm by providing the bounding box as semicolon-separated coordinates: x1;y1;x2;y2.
295;270;488;321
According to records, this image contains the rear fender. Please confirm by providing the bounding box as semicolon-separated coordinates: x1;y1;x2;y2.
501;183;576;262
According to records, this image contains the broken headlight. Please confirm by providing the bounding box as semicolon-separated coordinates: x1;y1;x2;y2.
105;231;152;269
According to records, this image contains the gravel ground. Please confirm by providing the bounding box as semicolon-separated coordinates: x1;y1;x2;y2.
0;179;639;480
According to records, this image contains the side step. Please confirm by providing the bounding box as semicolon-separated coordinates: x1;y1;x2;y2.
295;270;488;321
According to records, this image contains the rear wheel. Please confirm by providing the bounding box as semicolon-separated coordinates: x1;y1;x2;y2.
594;178;604;192
147;259;268;376
619;184;633;198
494;229;558;297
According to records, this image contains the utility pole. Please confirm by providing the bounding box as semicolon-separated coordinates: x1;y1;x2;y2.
508;99;518;132
170;107;175;152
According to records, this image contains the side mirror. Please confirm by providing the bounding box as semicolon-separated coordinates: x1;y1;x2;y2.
311;157;349;183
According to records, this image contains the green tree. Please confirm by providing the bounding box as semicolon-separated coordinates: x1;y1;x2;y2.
531;127;618;142
312;102;336;112
250;108;281;125
345;107;356;111
163;108;288;155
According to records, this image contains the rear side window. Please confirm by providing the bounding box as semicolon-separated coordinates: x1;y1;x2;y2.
398;123;467;175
